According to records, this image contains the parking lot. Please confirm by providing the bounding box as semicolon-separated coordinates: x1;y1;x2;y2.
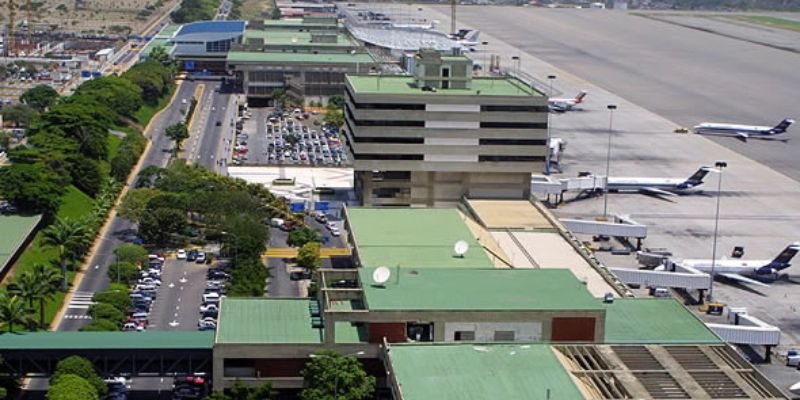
231;106;349;167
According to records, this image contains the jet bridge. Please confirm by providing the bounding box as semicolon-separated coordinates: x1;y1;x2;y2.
706;307;781;362
531;174;606;204
609;267;711;290
561;214;647;250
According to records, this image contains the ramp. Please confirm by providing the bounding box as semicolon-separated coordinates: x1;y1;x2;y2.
609;268;711;290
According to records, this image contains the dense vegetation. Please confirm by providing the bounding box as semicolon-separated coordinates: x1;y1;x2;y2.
47;356;105;400
171;0;221;23
121;163;287;296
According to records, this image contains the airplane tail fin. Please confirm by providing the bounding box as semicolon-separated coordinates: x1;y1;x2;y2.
465;30;480;42
770;118;795;134
574;90;588;104
684;166;711;186
768;243;800;270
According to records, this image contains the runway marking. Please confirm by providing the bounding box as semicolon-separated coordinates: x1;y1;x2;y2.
63;314;93;320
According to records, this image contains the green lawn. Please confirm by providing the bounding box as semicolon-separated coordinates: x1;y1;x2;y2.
134;88;176;126
726;15;800;32
57;185;95;220
107;134;123;161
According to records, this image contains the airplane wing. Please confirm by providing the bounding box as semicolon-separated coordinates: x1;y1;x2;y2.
639;187;678;197
718;272;770;287
735;131;750;140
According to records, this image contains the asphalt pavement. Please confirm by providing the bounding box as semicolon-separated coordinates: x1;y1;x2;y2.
146;259;209;331
57;81;200;331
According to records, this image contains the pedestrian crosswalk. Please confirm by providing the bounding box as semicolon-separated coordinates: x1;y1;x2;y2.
63;314;93;320
67;291;96;309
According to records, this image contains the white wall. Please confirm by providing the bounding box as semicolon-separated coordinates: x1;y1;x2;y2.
444;322;543;342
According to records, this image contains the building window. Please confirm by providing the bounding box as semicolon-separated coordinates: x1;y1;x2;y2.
480;122;547;129
479;139;547;146
372;171;411;181
454;331;475;341
353;136;424;144
479;155;545;162
481;105;549;112
494;331;515;341
354;154;424;161
371;187;410;199
345;108;424;127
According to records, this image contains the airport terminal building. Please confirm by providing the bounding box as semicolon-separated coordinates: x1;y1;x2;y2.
343;50;548;207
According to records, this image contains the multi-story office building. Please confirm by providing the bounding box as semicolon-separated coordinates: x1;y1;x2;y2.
343;49;548;207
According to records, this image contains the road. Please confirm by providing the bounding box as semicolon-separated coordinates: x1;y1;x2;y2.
431;6;800;180
57;81;200;331
192;81;236;173
146;259;209;331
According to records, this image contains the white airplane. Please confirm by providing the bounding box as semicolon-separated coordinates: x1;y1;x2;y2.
548;91;587;112
606;166;711;196
789;381;800;396
677;243;800;287
450;29;481;49
693;118;794;141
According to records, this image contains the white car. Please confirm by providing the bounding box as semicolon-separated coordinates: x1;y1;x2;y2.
200;304;219;313
176;249;187;259
138;277;161;286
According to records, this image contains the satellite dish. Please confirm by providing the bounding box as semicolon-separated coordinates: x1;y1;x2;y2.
372;266;391;286
454;240;469;258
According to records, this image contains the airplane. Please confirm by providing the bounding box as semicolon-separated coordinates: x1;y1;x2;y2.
676;242;800;287
693;118;794;141
548;90;587;112
450;29;481;49
606;166;712;196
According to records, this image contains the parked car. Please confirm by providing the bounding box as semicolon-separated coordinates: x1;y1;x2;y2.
176;249;187;259
196;251;206;263
187;250;198;262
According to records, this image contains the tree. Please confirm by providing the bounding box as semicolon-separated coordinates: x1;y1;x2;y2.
323;105;344;128
47;374;99;400
0;294;32;333
42;218;92;290
148;45;170;66
68;156;103;197
79;319;120;331
123;60;174;104
1;104;36;127
297;242;321;273
222;379;275;400
165;122;189;154
50;356;106;396
328;95;345;108
300;350;375;400
92;287;131;312
271;6;281;19
287;227;322;248
138;207;186;246
0;130;10;151
107;261;138;284
29;264;61;328
73;76;143;118
117;188;159;223
32;101;112;160
113;244;149;266
20;85;59;112
0;163;65;214
88;302;124;324
110;132;146;182
272;88;288;108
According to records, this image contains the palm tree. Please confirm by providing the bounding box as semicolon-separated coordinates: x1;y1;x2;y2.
0;293;32;333
42;218;91;290
7;272;39;310
32;265;61;328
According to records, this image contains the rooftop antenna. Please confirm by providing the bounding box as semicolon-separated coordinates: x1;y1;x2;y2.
454;240;469;258
372;266;391;287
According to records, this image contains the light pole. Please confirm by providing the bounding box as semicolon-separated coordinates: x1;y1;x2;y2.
602;104;617;219
544;74;556;175
511;55;521;76
707;160;727;302
481;41;489;75
309;351;365;400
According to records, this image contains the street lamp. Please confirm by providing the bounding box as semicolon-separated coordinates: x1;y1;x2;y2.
309;351;366;400
481;41;489;75
544;74;556;175
511;55;521;76
707;160;727;302
603;104;617;219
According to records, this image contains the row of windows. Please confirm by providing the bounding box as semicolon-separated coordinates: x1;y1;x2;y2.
353;136;424;144
481;105;549;112
480;122;547;129
479;155;545;162
454;330;515;341
478;139;546;146
345;108;424;127
353;154;424;161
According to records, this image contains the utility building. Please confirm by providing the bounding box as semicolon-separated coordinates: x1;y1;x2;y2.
343;49;548;207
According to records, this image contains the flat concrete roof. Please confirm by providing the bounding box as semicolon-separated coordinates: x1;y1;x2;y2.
244;30;355;47
388;343;583;400
466;199;553;230
347;208;494;269
0;214;40;273
491;231;617;297
216;298;323;344
227;51;374;64
603;298;721;344
0;331;213;350
359;268;601;311
346;75;542;97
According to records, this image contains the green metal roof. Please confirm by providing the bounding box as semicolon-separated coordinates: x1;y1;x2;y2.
0;214;40;271
347;208;493;269
0;331;213;350
603;298;722;344
389;343;583;400
216;298;323;344
244;30;355;47
359;268;601;311
226;51;374;64
346;75;542;97
335;322;367;344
